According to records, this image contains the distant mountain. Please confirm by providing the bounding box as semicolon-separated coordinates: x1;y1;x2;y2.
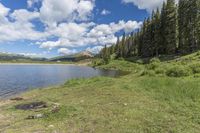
49;51;94;62
0;53;47;62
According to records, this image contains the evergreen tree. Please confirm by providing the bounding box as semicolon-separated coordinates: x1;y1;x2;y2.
154;8;162;56
178;0;187;53
99;0;200;60
160;2;167;54
121;33;126;57
102;45;110;63
164;0;177;54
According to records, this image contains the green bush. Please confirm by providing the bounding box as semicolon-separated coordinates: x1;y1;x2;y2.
136;59;144;64
110;53;117;60
189;63;200;74
149;57;161;64
141;70;156;76
146;58;161;70
155;68;166;74
92;59;107;66
194;73;200;78
196;51;200;56
166;65;192;77
146;63;159;70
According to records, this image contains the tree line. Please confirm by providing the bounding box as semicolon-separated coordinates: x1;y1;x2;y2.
99;0;200;61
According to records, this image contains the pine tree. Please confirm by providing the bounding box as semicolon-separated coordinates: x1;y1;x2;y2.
121;33;126;57
154;8;161;56
196;0;200;49
189;0;200;51
178;0;187;54
102;45;110;63
160;2;167;54
164;0;177;54
115;37;120;57
99;0;200;60
142;18;152;57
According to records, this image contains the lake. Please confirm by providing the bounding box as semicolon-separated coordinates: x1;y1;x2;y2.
0;64;123;98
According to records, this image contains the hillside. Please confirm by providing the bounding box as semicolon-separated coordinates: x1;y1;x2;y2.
49;51;94;62
1;52;200;132
0;53;47;62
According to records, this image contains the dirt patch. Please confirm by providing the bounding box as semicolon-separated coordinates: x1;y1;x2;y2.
15;101;47;110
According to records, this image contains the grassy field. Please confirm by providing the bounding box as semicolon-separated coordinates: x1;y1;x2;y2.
1;53;200;132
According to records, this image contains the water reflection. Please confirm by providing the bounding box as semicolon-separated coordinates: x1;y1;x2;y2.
0;64;125;98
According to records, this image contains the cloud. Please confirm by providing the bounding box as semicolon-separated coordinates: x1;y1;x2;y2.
58;48;78;55
10;9;39;22
40;0;95;26
27;0;41;8
0;4;48;42
101;9;111;15
0;3;10;23
0;1;142;56
122;0;178;12
38;20;142;50
86;46;103;54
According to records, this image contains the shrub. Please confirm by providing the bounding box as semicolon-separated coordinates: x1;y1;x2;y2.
196;51;200;56
146;63;159;70
92;59;107;66
140;70;156;76
146;58;161;70
150;57;161;64
194;73;200;78
166;65;192;77
155;68;166;74
110;53;117;60
136;59;144;64
189;63;200;74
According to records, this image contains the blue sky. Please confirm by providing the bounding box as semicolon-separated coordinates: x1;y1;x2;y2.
0;0;165;58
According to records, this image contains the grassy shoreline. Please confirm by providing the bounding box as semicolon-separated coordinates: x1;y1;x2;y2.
1;53;200;132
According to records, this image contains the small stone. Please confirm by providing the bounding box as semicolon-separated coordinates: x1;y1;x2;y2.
51;104;60;113
35;114;43;118
48;125;54;128
123;103;128;106
26;114;44;119
53;103;60;106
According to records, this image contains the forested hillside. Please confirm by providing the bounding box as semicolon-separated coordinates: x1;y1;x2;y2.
100;0;200;60
0;53;46;62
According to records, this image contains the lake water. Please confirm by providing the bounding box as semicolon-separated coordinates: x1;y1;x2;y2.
0;64;123;98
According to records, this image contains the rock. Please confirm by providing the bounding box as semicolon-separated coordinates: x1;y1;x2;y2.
51;105;60;113
48;125;54;128
26;114;44;119
52;103;60;106
123;103;128;106
10;97;24;101
15;101;47;110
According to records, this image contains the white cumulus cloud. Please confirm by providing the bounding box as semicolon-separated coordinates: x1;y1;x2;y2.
122;0;179;12
86;46;104;54
39;0;95;26
37;20;142;50
0;1;142;56
101;9;111;15
58;48;78;55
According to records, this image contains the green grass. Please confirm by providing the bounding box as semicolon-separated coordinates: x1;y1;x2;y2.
1;52;200;132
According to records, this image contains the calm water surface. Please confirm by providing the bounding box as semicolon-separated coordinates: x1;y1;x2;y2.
0;64;123;98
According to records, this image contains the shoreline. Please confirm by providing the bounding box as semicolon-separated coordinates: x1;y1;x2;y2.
0;62;89;66
0;63;73;65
